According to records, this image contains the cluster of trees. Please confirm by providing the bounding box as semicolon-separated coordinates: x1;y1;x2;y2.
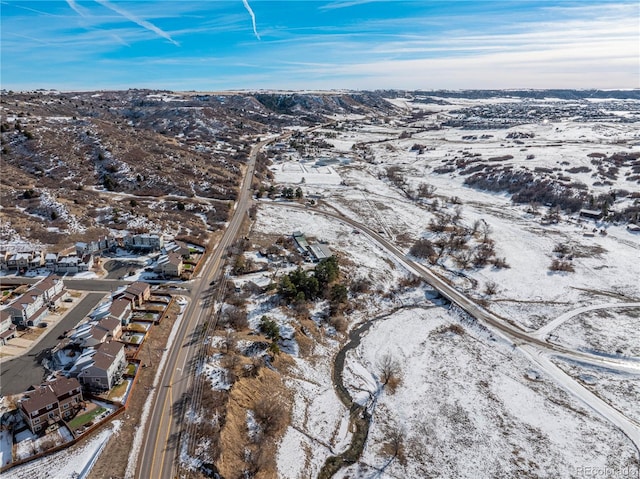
277;256;341;303
464;168;587;212
409;210;508;270
255;185;303;200
383;166;437;201
549;242;575;272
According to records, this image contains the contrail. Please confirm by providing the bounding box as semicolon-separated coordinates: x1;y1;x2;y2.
66;0;87;17
95;0;179;46
242;0;260;40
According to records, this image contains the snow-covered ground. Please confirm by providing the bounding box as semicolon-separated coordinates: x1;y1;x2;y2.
277;343;351;478
272;102;640;334
338;307;638;478
264;100;640;477
548;305;640;356
5;420;121;479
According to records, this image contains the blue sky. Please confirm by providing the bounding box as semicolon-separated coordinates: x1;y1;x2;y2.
1;1;638;91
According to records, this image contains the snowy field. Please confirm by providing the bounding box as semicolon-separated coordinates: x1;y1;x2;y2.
265;98;640;478
5;420;121;479
338;307;638;478
272;100;640;334
271;161;343;185
549;305;640;357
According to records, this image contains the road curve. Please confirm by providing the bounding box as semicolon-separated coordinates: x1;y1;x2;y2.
534;302;640;340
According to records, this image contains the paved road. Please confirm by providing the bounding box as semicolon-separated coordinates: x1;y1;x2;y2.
0;292;106;396
138;137;273;479
0;276;130;292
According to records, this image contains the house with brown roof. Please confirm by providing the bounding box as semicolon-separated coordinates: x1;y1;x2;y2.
155;251;184;277
33;275;66;307
48;377;83;421
108;298;132;325
4;275;66;327
6;292;48;327
97;317;122;340
18;377;83;433
113;282;150;308
77;341;126;391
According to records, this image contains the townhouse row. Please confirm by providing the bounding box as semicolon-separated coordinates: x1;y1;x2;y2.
0;233;165;274
0;275;66;343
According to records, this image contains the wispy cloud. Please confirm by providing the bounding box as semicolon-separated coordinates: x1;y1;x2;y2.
242;0;260;40
319;0;381;11
95;0;180;46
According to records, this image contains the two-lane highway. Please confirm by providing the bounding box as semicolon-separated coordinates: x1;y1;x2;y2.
137;137;274;479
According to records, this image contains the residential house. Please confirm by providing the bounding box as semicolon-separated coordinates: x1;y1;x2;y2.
29;251;44;270
48;377;83;420
6;292;47;327
33;275;65;307
108;298;132;326
18;377;83;433
0;251;8;270
56;254;92;274
44;253;59;269
70;322;109;348
77;341;126;391
75;236;117;257
0;309;16;344
113;282;151;308
124;233;164;251
1;250;45;272
97;317;122;341
155;251;183;277
7;252;32;272
580;209;603;220
165;240;192;258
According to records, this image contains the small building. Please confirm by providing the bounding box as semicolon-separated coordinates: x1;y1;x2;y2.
580;209;603;220
308;242;333;262
292;231;310;254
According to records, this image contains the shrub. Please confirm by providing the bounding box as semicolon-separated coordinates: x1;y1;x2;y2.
549;259;575;272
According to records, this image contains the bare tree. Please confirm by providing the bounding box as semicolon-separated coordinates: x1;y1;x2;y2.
378;354;401;392
484;281;498;295
417;182;436;198
222;329;237;354
253;397;287;437
380;424;407;468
